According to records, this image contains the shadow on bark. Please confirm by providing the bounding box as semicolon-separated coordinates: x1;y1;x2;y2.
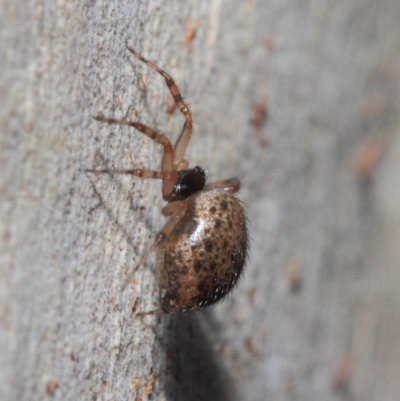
164;312;237;401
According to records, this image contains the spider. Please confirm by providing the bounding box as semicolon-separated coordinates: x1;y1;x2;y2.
87;42;248;313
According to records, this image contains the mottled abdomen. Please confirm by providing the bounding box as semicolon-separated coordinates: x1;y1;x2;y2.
157;189;248;313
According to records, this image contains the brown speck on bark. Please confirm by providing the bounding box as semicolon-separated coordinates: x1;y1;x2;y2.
285;259;301;293
332;355;355;392
144;370;156;397
243;337;255;354
131;298;140;314
263;34;275;50
184;19;198;48
251;98;270;147
352;136;386;179
251;98;268;128
44;380;59;396
132;376;140;391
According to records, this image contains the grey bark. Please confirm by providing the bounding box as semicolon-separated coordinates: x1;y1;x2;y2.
1;1;400;400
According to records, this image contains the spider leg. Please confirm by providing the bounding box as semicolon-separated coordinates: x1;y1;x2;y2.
205;178;241;194
85;168;174;180
93;115;177;200
123;200;188;289
94;116;173;172
125;42;193;168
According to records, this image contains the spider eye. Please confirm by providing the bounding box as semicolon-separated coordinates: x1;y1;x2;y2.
173;166;206;200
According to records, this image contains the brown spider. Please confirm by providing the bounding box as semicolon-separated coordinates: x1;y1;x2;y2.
87;42;248;313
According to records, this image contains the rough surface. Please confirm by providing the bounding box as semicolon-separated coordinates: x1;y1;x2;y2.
1;1;400;401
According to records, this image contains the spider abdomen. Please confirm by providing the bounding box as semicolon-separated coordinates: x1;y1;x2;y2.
157;189;248;313
89;45;249;314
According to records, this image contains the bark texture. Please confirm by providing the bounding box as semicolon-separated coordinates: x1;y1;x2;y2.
1;1;400;400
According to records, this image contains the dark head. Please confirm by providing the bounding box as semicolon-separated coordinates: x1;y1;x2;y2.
172;166;206;201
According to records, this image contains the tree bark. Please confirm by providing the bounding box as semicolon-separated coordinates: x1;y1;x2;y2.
1;1;400;400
